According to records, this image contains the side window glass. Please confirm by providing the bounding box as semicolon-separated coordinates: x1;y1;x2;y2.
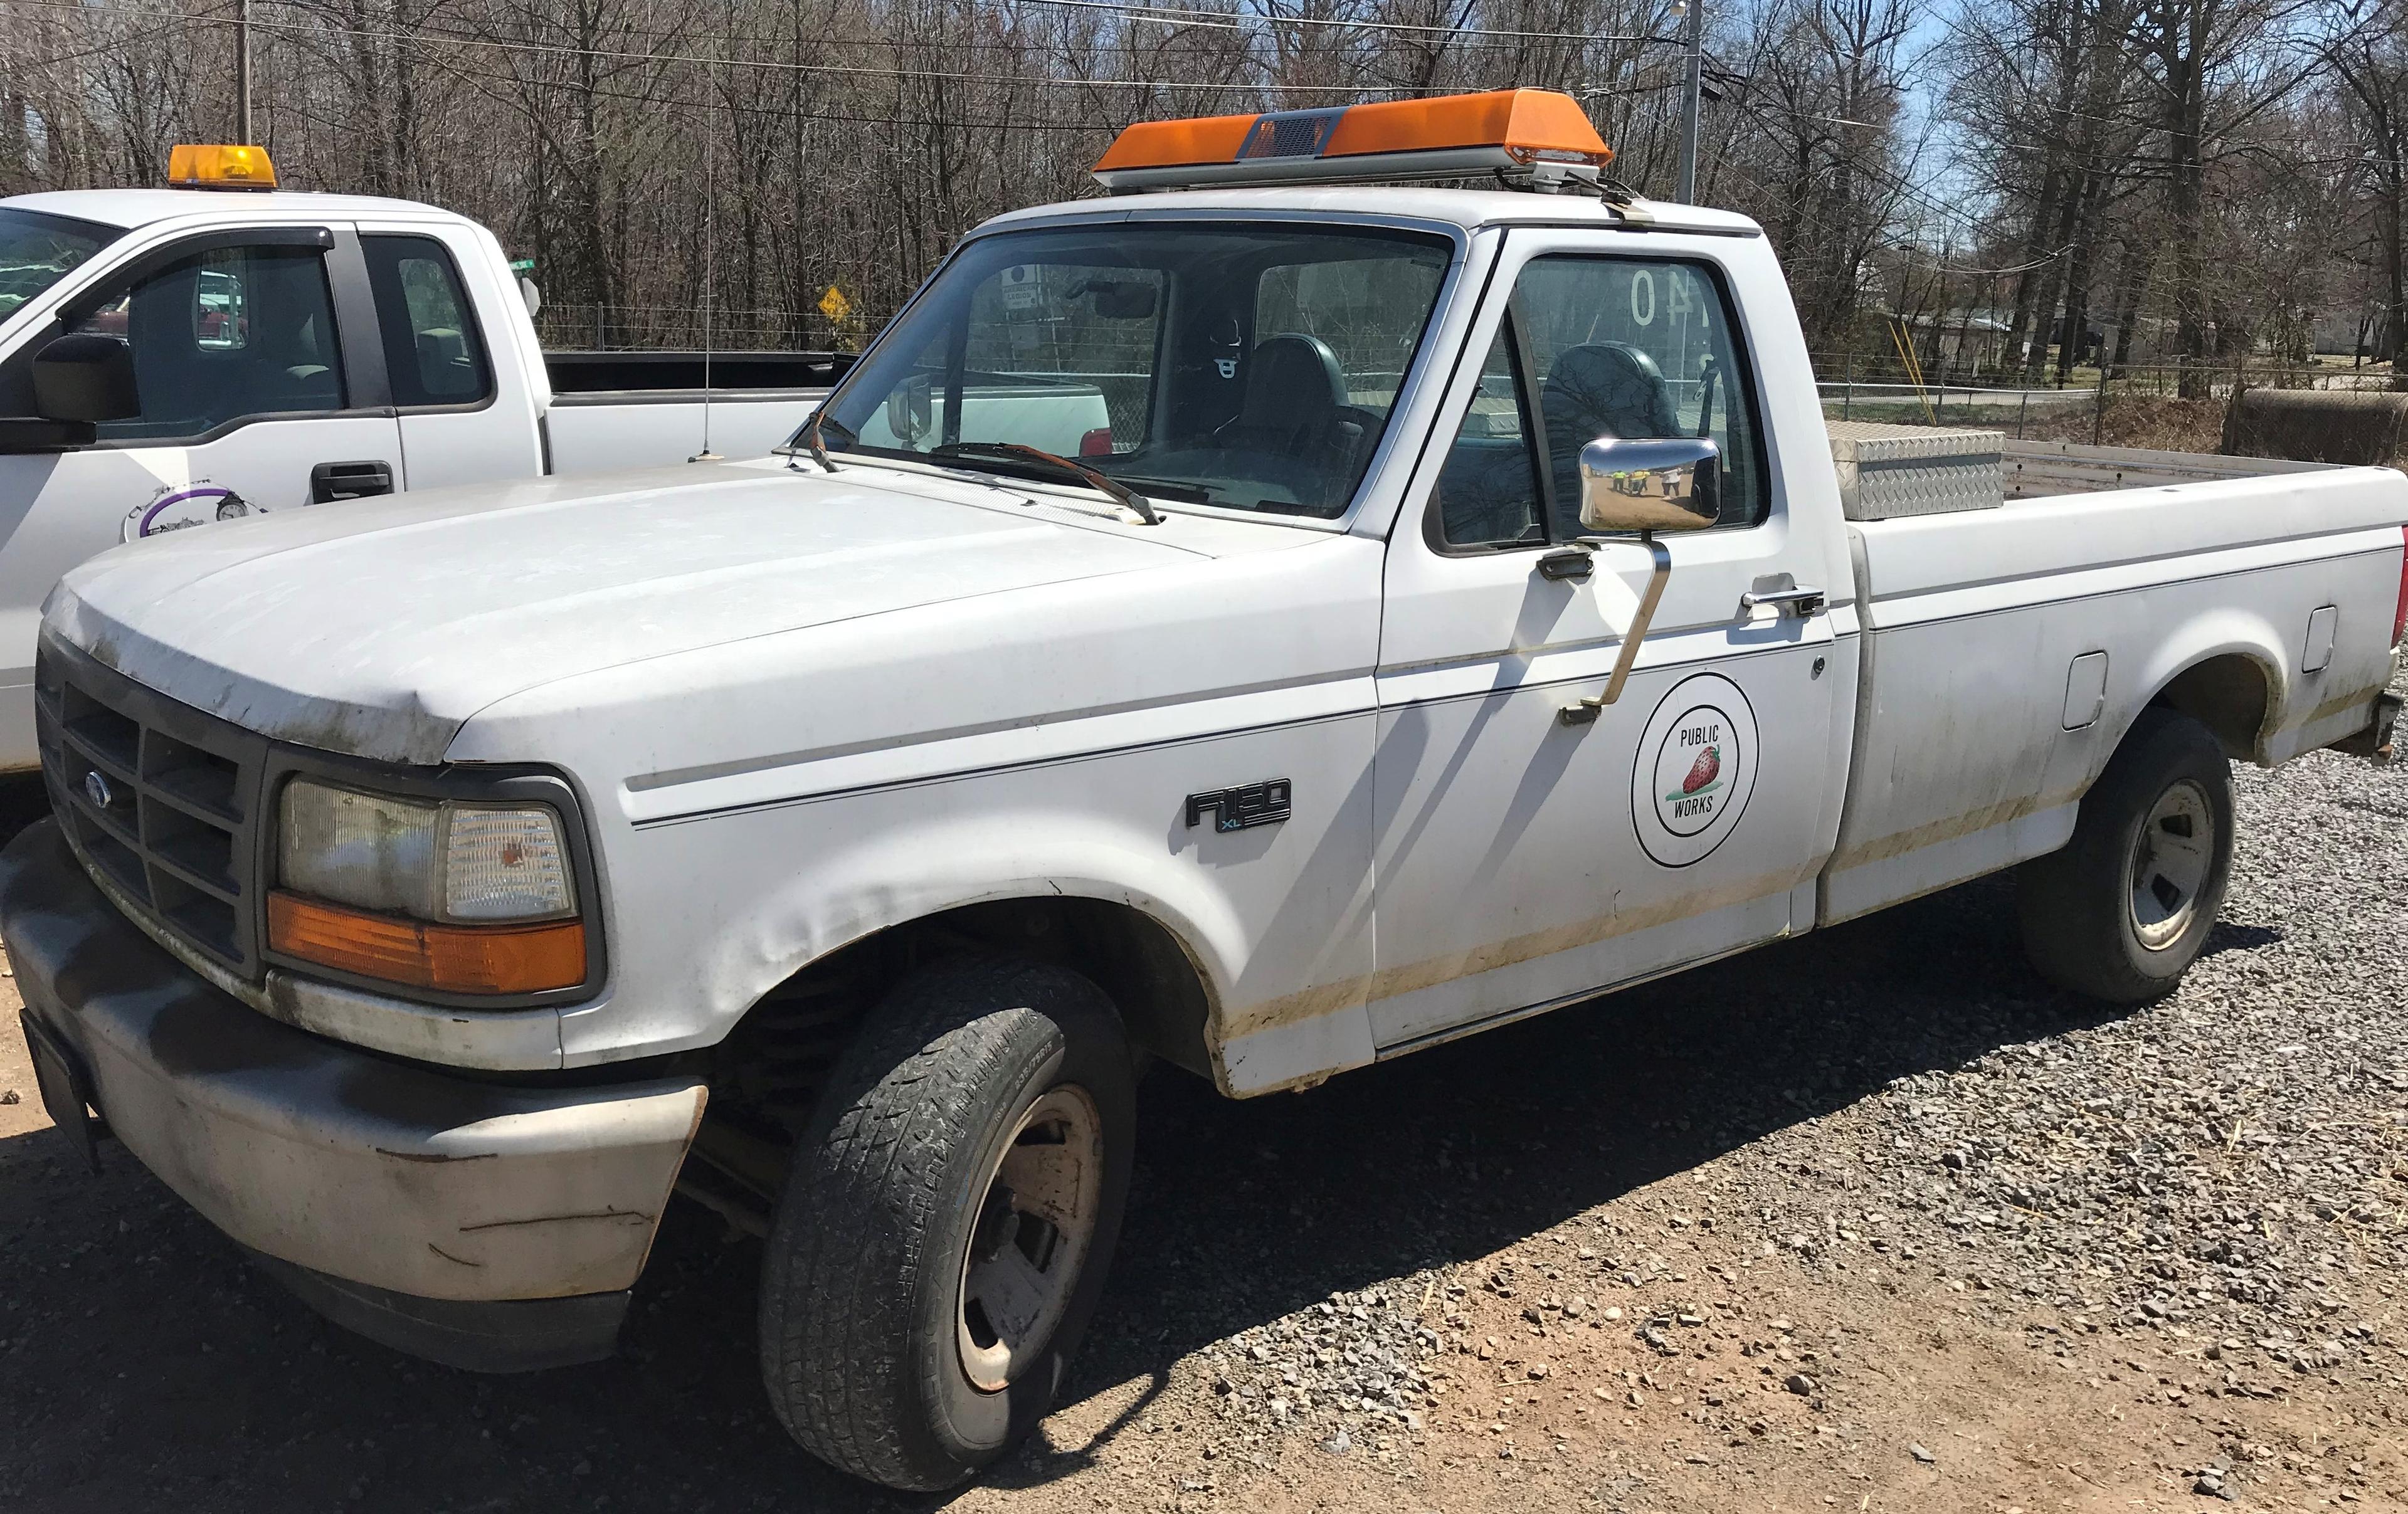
1513;257;1766;534
362;235;492;407
69;244;346;442
1432;327;1545;549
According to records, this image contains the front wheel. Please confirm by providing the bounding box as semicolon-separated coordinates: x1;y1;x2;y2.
2016;707;2235;1003
758;959;1134;1491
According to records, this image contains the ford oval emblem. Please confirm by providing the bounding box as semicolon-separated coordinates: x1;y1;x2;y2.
83;770;112;810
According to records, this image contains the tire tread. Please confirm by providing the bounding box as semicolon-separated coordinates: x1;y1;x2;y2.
2017;707;2233;1004
758;958;1125;1491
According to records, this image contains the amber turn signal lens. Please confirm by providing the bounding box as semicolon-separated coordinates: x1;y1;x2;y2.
268;890;585;994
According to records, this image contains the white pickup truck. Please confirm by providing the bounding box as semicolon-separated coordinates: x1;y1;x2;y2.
3;92;2401;1493
0;152;849;771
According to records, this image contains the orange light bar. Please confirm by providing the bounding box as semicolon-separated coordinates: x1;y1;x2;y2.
1093;89;1610;191
167;143;278;192
268;890;586;995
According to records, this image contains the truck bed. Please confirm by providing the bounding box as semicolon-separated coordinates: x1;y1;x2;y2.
540;351;858;475
543;350;855;394
1822;457;2405;925
2003;438;2339;497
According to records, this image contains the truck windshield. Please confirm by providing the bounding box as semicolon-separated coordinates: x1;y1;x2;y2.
817;223;1453;518
0;208;120;322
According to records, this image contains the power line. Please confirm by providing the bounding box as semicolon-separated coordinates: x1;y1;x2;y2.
426;51;1264;132
1015;0;1676;46
3;0;1684;95
1;0;1685;75
0;0;1378;93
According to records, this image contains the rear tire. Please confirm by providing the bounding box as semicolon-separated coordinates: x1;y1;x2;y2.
2017;707;2234;1004
758;958;1134;1491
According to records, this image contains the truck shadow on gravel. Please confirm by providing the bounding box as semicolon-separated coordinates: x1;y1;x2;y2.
0;865;2162;1513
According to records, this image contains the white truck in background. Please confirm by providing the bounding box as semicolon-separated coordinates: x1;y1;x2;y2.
2;94;2402;1495
0;150;854;770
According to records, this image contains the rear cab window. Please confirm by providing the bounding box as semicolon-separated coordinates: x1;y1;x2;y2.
362;234;493;408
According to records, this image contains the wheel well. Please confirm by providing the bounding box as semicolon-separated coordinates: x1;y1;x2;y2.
678;899;1213;1234
2149;654;2270;760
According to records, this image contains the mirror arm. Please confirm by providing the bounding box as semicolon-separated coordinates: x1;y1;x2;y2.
1560;532;1674;726
803;408;838;473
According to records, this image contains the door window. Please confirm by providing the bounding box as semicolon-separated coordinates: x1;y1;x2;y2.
1432;327;1545;549
1517;257;1766;533
362;234;492;407
1432;256;1767;544
69;244;346;443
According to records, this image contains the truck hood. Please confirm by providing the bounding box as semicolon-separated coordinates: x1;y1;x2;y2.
48;460;1250;765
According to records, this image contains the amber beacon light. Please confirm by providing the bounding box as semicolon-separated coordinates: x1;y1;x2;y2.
166;144;278;191
1091;88;1612;191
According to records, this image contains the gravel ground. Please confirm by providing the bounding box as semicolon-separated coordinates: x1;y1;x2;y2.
1045;675;2406;1512
0;673;2402;1512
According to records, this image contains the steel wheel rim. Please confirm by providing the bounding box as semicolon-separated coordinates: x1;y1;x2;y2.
954;1083;1102;1394
2129;778;2214;950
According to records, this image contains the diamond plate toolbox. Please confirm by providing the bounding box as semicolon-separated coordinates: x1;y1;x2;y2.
1825;419;2006;520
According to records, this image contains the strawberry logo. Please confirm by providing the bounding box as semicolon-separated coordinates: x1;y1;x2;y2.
1681;744;1721;794
1640;686;1752;864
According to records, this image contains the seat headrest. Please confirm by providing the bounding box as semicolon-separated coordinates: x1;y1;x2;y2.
1240;333;1346;428
1541;342;1681;441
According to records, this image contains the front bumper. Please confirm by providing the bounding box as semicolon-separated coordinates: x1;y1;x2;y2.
0;819;707;1370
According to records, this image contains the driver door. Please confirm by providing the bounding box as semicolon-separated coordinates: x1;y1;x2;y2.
1366;234;1843;1049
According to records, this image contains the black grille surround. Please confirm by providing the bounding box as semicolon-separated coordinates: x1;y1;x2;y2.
36;635;270;977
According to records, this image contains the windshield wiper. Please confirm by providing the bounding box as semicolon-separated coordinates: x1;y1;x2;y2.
926;441;1162;526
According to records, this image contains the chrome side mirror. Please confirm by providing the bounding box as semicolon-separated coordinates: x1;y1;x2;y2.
1558;436;1721;728
1578;436;1721;535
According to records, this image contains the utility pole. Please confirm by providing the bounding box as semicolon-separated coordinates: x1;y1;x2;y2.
236;0;253;142
1675;0;1704;204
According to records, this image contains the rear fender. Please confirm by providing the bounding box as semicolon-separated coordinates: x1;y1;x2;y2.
2125;614;2288;766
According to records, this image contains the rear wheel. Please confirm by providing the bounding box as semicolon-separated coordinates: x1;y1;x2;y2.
758;959;1134;1491
2017;707;2234;1004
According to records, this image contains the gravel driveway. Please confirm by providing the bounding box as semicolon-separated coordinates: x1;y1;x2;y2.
1;678;2402;1512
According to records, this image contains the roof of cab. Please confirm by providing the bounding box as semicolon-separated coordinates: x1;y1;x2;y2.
5;187;471;232
973;184;1762;239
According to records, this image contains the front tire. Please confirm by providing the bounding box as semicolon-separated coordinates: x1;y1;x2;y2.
758;959;1134;1491
2017;707;2235;1003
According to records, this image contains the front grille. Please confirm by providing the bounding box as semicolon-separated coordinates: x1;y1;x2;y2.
35;640;269;977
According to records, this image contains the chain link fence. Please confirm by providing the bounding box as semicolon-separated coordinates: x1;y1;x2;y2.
534;302;879;354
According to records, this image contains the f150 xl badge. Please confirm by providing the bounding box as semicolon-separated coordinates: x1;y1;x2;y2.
1186;779;1291;833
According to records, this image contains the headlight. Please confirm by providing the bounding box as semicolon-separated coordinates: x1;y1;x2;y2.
270;778;584;995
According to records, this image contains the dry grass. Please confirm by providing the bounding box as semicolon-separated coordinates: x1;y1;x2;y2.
2020;394;2225;453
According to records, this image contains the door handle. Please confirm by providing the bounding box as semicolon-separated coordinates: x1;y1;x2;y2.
1740;584;1824;618
310;460;394;504
1536;549;1593;582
